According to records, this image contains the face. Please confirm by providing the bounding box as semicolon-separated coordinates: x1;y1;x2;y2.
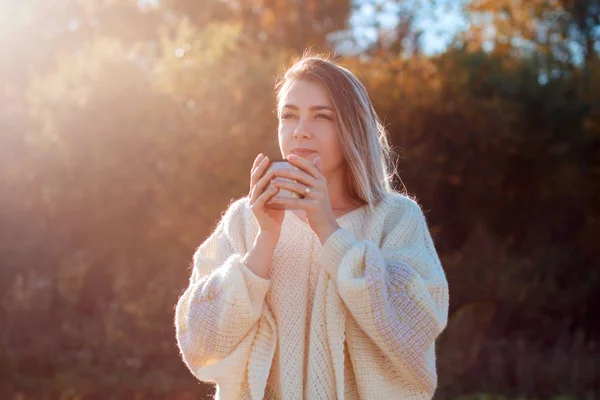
278;79;346;179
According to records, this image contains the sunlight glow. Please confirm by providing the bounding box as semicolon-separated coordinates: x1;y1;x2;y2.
0;1;33;41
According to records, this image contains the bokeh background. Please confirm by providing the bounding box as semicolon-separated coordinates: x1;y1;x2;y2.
1;0;599;399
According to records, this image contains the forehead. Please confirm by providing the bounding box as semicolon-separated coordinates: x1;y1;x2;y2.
279;79;332;108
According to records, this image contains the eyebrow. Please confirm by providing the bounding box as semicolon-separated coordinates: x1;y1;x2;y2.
281;104;334;112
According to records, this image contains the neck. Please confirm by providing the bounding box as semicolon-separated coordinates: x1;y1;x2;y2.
325;164;363;210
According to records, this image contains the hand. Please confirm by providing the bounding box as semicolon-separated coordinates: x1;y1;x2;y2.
248;153;285;243
269;154;340;244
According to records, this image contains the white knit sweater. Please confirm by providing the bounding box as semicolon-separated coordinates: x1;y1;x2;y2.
175;191;449;400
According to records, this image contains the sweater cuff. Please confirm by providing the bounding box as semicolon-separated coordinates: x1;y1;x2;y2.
319;228;358;280
238;256;271;305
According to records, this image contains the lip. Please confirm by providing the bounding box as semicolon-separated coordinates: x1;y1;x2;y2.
292;148;317;154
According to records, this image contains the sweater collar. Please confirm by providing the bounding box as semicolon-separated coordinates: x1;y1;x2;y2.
283;202;371;236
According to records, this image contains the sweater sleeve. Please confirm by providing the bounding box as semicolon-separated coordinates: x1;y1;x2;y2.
317;196;449;396
175;198;277;399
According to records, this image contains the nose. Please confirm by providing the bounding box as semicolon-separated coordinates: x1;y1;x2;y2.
293;119;312;140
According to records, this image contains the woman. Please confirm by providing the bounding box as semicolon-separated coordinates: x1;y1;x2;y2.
175;53;449;400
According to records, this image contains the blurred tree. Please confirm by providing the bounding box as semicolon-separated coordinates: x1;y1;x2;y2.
1;0;599;397
564;0;600;66
0;0;161;89
463;0;599;68
357;0;426;57
1;8;292;393
159;0;352;51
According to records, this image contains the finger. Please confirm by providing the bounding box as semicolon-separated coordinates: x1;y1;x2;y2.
251;153;264;173
250;156;270;187
286;154;322;179
250;168;276;204
271;179;318;199
256;186;280;209
271;168;317;188
269;196;317;211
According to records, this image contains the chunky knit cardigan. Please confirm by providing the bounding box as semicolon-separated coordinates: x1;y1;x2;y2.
175;191;449;400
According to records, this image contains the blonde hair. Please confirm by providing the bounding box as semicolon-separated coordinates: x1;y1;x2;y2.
275;52;400;210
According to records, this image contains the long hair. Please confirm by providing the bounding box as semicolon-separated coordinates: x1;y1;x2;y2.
275;52;400;210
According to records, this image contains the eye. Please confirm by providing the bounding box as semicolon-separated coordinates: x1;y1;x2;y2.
316;114;333;120
281;113;296;120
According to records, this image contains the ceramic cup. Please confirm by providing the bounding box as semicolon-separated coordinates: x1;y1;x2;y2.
262;159;302;210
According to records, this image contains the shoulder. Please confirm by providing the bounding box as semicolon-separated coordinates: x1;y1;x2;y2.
223;196;251;217
197;196;256;256
375;191;430;238
381;191;423;212
216;196;253;233
380;191;427;222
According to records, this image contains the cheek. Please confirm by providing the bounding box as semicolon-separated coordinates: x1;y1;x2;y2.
278;125;290;142
319;143;344;169
324;131;344;154
278;126;293;151
278;121;294;135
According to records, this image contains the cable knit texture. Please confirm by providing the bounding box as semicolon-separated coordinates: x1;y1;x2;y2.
175;191;450;400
